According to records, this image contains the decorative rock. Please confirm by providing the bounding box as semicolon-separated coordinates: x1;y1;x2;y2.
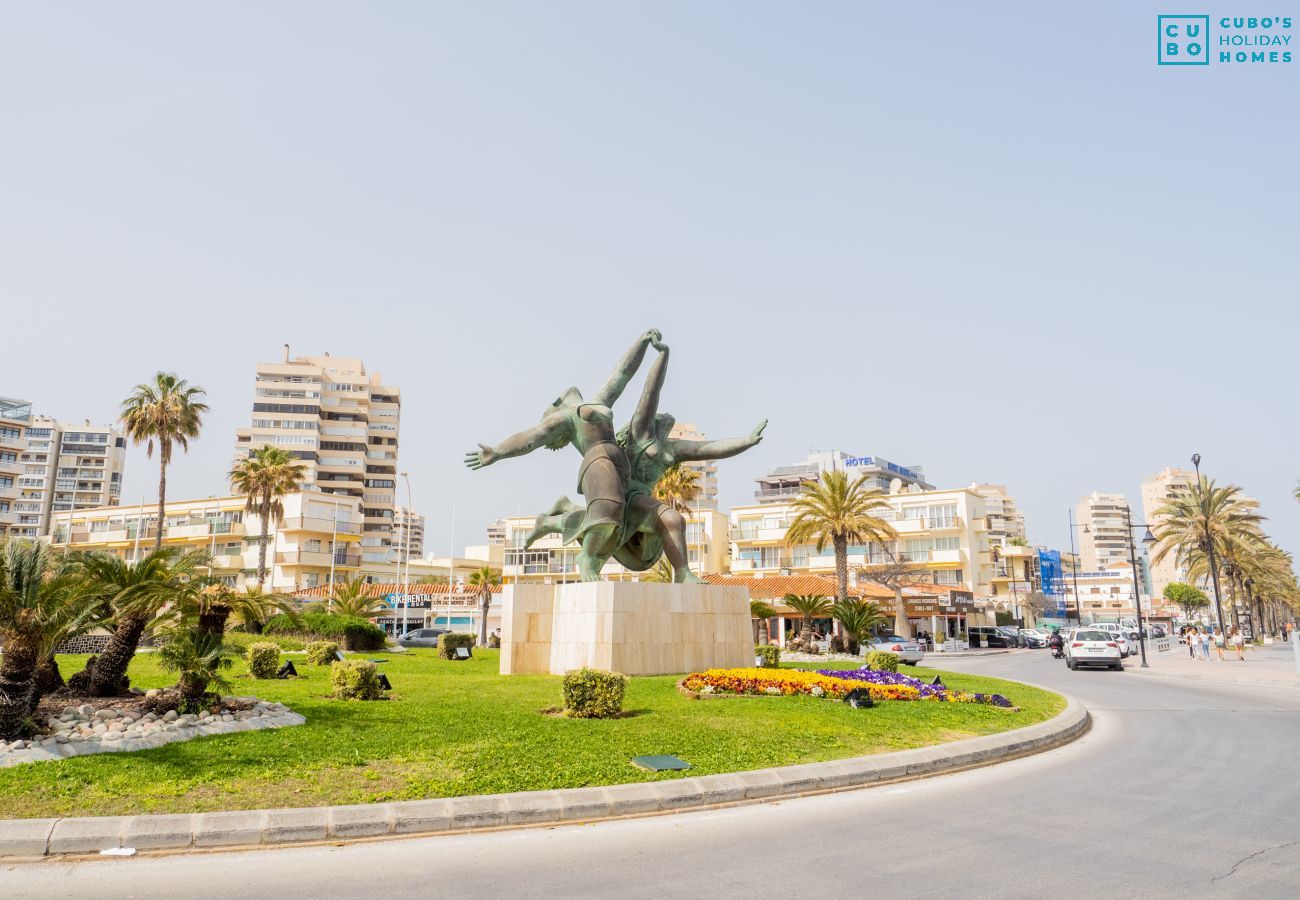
77;704;95;717
145;689;162;700
102;732;123;742
163;710;178;722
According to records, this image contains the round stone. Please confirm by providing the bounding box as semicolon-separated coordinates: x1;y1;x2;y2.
77;704;95;717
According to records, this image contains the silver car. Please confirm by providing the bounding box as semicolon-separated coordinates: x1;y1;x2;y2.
866;634;926;666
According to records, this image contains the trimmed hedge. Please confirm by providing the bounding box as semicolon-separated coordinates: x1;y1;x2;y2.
436;632;476;660
306;641;340;666
246;642;281;679
755;645;781;668
265;612;387;651
330;659;384;700
562;668;626;719
864;650;900;672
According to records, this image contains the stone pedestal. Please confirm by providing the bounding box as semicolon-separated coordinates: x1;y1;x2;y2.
499;581;754;676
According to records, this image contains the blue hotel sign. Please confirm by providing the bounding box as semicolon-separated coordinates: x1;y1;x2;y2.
1159;15;1210;64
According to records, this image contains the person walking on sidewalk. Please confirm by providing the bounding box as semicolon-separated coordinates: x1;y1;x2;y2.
1199;628;1211;660
1230;626;1246;660
1187;626;1197;658
1213;627;1226;661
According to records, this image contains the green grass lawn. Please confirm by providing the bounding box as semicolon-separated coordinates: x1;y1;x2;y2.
0;651;1064;819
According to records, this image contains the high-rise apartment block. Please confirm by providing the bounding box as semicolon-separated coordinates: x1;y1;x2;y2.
753;450;931;504
3;406;126;540
0;397;31;537
234;348;401;567
667;422;719;509
1075;491;1133;571
1141;467;1195;598
393;506;425;561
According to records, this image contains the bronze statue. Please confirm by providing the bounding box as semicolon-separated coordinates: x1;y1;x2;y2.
465;330;765;581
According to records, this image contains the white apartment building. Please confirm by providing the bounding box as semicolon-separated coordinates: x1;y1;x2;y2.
729;482;1027;599
1058;562;1158;623
667;422;719;509
1141;467;1195;598
393;506;425;562
0;397;31;537
9;415;126;540
498;509;730;584
753;450;932;504
234;347;401;570
1075;491;1134;571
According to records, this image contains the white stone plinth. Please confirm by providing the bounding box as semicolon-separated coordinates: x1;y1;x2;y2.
499;582;753;676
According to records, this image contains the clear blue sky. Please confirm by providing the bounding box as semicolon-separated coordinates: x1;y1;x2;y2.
3;3;1296;560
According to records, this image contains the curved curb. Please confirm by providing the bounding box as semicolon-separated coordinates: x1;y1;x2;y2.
0;694;1089;861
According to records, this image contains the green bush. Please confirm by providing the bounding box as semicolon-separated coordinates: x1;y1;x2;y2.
436;632;476;660
562;668;626;719
755;645;781;668
330;659;384;700
864;650;900;672
264;612;387;651
246;642;282;679
306;641;340;666
223;632;306;656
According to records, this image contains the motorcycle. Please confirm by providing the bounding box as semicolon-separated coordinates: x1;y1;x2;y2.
1050;642;1066;660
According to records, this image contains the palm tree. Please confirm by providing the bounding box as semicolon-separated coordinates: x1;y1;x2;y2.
654;464;701;514
786;471;897;607
644;559;674;583
229;445;307;588
750;599;777;644
831;598;889;653
782;593;832;643
468;566;502;646
156;627;238;707
192;583;298;641
71;548;208;696
120;372;208;551
0;541;82;739
326;578;388;618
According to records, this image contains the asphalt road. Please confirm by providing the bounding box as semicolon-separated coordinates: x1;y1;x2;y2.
4;652;1299;899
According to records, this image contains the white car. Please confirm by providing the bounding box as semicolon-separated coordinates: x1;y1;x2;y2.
866;634;926;666
1090;623;1132;657
1065;628;1124;671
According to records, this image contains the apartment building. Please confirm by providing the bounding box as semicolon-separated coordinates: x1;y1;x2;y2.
9;415;126;540
753;450;932;504
668;422;719;509
1075;491;1134;571
0;397;30;537
233;347;401;570
729;483;1016;597
393;506;425;562
1141;467;1195;598
498;509;730;584
1058;562;1159;623
50;490;362;592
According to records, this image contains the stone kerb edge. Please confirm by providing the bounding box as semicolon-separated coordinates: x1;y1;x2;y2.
0;693;1088;860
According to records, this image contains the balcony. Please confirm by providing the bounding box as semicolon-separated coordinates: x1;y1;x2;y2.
278;516;362;535
164;521;248;540
277;549;362;568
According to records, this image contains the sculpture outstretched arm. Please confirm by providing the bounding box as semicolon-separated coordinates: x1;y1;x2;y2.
593;329;662;408
629;345;669;442
464;411;571;469
673;419;767;462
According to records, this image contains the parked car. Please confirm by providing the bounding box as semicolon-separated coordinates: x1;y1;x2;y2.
967;626;1017;648
866;634;926;665
1018;629;1049;649
397;627;448;648
1064;628;1124;671
997;626;1026;648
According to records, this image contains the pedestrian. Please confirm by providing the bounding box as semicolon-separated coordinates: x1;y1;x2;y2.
1231;627;1246;660
1213;627;1226;661
1186;626;1196;659
1199;628;1211;660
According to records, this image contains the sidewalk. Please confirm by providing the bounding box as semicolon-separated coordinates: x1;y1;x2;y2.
1126;642;1299;687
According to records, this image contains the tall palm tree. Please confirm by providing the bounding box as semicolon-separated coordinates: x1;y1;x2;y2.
1153;476;1264;628
782;593;832;643
71;548;208;696
229;445;307;588
750;599;777;644
654;464;701;514
468;566;502;646
786;471;897;605
120;372;208;552
0;541;81;739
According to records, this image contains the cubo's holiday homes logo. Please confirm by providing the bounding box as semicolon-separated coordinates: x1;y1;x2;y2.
1159;15;1294;65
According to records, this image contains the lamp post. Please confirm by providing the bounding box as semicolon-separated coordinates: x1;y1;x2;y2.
1190;454;1229;633
401;472;413;635
1066;508;1085;625
1243;576;1256;640
1122;505;1157;668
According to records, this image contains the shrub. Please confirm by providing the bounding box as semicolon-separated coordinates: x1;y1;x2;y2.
246;642;281;679
864;650;900;672
264;612;387;651
562;668;626;718
330;659;384;700
436;632;476;660
935;632;946;645
306;640;340;666
223;632;306;655
755;644;781;668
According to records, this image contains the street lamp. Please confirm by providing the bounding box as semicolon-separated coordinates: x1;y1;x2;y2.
1064;509;1086;625
1191;453;1229;633
400;471;413;637
1122;505;1156;668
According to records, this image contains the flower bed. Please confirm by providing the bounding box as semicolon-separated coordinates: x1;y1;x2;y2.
818;667;1013;708
679;667;1014;708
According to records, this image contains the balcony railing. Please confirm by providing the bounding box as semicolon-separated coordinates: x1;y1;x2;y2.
278;516;362;535
276;550;362;567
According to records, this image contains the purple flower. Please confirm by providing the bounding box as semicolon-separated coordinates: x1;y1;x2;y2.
817;667;1012;706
